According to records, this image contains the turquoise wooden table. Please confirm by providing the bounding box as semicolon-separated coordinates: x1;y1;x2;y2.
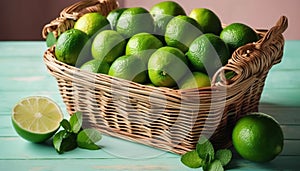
0;41;299;170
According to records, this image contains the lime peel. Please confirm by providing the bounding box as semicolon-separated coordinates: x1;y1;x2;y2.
11;96;63;143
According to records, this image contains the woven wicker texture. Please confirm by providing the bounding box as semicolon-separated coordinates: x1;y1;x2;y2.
42;0;288;154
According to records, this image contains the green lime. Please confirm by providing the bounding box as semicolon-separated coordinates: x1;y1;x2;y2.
150;1;186;37
116;7;154;38
186;33;230;74
179;72;211;89
220;23;259;53
80;59;110;74
108;55;147;83
165;15;202;53
189;8;222;35
107;8;128;30
55;29;89;66
74;12;110;37
91;30;126;64
232;113;284;162
11;96;63;143
126;32;163;64
148;46;188;87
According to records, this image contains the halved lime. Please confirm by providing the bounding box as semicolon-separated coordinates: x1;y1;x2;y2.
12;96;63;143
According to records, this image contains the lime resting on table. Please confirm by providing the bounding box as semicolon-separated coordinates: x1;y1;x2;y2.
232;112;284;162
11;96;63;143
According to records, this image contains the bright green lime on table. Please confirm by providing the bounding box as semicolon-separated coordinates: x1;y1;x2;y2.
232;112;284;162
11;96;63;143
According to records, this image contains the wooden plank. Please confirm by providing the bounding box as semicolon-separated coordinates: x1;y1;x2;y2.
261;89;300;107
271;40;300;70
0;155;299;171
259;105;300;125
0;41;47;58
0;76;58;92
0;136;178;159
264;70;300;89
0;134;299;158
0;158;189;171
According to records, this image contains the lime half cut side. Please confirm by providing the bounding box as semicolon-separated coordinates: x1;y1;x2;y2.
12;96;63;143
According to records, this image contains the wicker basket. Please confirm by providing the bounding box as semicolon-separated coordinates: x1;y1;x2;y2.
42;0;288;154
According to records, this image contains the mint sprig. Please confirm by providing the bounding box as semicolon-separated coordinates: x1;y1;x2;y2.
181;136;232;171
46;32;57;47
53;112;102;154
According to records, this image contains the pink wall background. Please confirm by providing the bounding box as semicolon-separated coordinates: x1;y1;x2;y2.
122;0;299;40
0;0;298;40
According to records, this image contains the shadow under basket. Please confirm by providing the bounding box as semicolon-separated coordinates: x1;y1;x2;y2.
42;0;288;155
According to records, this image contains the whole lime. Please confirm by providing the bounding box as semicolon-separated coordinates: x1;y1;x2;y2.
55;29;89;66
91;30;126;64
74;12;110;37
126;32;163;64
232;113;284;162
220;23;259;53
116;7;154;38
186;33;230;74
108;55;147;83
165;15;202;53
80;59;110;74
148;46;188;87
179;72;211;89
189;8;222;35
107;8;128;30
150;1;186;37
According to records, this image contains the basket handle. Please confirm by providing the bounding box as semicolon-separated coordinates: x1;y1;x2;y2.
255;16;288;49
211;16;288;87
41;0;119;39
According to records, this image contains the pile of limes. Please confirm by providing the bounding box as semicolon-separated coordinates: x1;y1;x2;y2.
53;1;260;90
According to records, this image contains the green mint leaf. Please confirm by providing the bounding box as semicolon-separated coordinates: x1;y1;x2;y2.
60;119;72;132
46;32;57;47
77;128;102;150
203;159;224;171
53;130;65;154
53;130;77;154
196;136;215;163
181;150;204;168
70;112;83;134
215;149;232;166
